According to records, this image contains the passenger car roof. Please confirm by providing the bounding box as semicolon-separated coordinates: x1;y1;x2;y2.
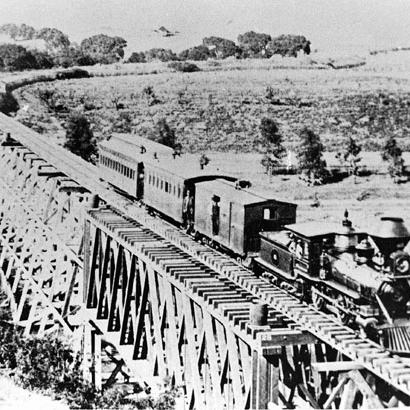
197;179;293;206
99;133;174;161
145;155;236;182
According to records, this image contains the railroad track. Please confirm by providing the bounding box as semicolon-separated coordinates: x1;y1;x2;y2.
87;207;309;351
1;113;410;397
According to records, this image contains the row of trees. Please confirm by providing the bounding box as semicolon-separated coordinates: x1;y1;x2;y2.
0;23;128;71
127;32;311;63
0;23;311;71
260;117;407;184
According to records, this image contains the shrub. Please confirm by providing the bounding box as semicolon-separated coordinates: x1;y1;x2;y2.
64;112;97;163
382;136;405;182
80;34;127;64
153;118;177;148
266;34;311;57
202;36;238;59
178;45;213;61
127;52;146;63
0;44;38;71
237;31;272;58
168;61;200;73
0;92;19;114
144;48;178;62
336;136;362;176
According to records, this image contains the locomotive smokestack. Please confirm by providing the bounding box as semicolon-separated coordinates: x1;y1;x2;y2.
370;217;410;256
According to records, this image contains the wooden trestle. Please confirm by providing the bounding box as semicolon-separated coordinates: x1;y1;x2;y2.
0;114;410;408
83;206;315;409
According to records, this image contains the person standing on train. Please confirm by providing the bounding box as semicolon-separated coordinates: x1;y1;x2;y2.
183;189;194;232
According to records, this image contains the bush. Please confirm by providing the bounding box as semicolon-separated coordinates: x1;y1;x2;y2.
266;34;311;57
144;48;178;62
237;31;272;58
0;92;19;114
382;136;405;182
178;45;213;61
80;34;127;64
64;112;97;163
127;52;146;63
0;44;38;71
153;118;177;148
167;61;200;73
202;36;238;59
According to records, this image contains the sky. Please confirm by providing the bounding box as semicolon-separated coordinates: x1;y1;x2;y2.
1;0;410;55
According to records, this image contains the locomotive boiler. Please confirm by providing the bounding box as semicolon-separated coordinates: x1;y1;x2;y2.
256;212;410;353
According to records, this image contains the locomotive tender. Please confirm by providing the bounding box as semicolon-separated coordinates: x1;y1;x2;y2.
98;134;410;353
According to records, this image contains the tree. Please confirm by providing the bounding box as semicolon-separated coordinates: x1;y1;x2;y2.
53;45;96;68
31;50;54;69
144;48;178;62
381;136;405;182
153;118;176;148
64;112;97;163
336;136;361;177
0;44;38;71
127;52;146;63
266;34;311;57
0;23;36;40
202;36;238;59
237;31;272;58
35;27;70;51
80;34;127;64
178;45;213;61
296;127;328;185
259;117;286;174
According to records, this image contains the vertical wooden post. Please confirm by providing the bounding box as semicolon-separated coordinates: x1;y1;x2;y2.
83;194;99;305
92;330;102;390
251;351;279;409
83;323;93;383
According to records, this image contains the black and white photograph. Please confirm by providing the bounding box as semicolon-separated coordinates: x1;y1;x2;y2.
0;1;410;408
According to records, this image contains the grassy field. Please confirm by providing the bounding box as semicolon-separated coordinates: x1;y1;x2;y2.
12;57;410;154
8;56;410;229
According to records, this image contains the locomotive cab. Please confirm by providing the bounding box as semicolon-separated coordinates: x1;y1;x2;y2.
257;221;338;282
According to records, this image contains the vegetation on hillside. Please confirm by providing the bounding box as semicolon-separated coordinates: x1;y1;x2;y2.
0;292;178;409
0;22;311;72
64;112;98;163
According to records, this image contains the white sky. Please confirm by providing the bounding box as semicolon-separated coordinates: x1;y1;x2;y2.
1;0;410;53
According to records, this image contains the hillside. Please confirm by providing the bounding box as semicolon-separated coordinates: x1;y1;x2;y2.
12;58;410;153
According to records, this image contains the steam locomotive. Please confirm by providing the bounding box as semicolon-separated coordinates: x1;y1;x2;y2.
256;212;410;354
98;134;410;354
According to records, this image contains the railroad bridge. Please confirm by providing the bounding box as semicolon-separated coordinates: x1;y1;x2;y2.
0;112;409;409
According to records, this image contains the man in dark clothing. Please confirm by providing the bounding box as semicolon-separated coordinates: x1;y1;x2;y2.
182;189;194;231
211;195;220;236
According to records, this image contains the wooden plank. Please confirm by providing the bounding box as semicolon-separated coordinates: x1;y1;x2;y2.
312;361;365;373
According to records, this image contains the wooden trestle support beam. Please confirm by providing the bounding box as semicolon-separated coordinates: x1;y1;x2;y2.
0;140;408;408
